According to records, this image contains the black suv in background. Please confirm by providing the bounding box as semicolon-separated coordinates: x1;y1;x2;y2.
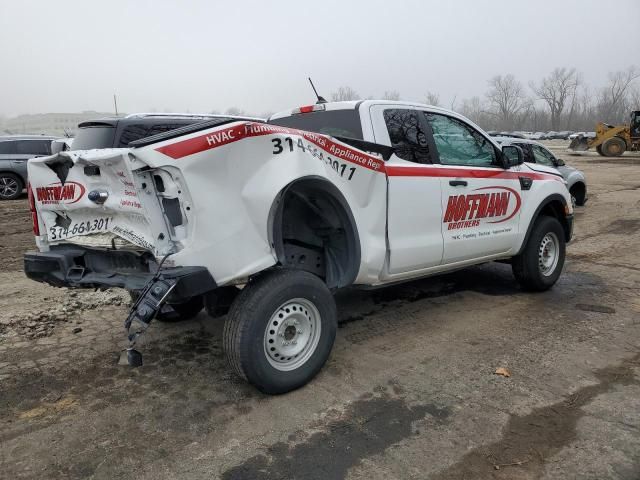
0;135;58;200
71;113;259;150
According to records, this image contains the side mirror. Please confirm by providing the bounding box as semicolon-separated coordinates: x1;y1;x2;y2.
555;158;565;166
502;145;524;167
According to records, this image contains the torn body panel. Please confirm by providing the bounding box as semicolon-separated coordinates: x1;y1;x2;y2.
28;149;175;256
130;121;389;286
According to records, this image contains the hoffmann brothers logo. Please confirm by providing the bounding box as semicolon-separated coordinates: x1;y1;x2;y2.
444;186;521;230
35;182;86;205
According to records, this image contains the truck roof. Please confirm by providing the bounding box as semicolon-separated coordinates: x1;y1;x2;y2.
268;100;461;121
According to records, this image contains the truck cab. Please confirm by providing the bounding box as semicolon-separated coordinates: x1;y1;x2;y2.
269;101;572;284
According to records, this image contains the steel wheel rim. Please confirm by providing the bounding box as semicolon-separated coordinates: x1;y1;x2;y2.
264;298;322;371
538;232;559;276
0;177;18;198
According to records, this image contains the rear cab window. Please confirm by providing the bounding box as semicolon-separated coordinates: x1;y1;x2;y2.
269;109;364;139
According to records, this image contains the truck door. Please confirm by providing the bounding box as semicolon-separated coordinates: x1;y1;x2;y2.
423;112;522;264
369;106;444;276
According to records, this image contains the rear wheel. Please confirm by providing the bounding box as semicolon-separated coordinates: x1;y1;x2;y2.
512;216;566;291
601;137;626;157
569;183;587;206
0;173;23;200
223;269;337;394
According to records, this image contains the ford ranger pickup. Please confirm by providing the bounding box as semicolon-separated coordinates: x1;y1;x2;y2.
24;100;573;394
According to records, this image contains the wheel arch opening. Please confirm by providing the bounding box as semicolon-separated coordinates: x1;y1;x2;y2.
569;182;586;205
538;197;571;242
269;177;361;289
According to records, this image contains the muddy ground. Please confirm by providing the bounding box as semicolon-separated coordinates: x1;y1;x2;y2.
1;142;639;479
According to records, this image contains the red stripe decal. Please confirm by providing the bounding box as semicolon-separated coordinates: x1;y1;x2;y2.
155;122;385;172
385;165;562;182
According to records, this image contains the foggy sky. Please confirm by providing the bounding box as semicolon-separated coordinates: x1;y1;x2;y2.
1;0;639;117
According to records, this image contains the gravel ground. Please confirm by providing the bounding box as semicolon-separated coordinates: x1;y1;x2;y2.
0;142;639;479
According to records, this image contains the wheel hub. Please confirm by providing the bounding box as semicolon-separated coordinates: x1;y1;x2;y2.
264;298;322;371
0;177;19;198
538;232;559;276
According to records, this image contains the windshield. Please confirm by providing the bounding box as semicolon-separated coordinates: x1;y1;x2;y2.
269;109;363;139
71;125;116;150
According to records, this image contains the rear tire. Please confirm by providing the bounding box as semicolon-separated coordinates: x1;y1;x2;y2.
601;137;626;157
569;183;587;206
0;173;23;200
223;269;337;394
512;216;566;291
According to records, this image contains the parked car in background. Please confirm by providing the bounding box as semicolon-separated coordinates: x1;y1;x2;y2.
530;132;546;140
569;131;596;140
494;136;587;206
489;132;525;139
555;131;573;140
0;135;59;200
71;113;262;151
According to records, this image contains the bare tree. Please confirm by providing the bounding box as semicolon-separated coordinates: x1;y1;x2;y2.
630;86;640;111
382;90;401;101
459;96;491;128
597;66;639;123
485;74;527;129
424;91;440;106
531;68;581;130
331;86;360;102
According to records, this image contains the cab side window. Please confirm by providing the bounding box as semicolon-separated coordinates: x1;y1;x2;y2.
518;143;535;163
383;109;432;164
425;113;497;167
531;145;556;166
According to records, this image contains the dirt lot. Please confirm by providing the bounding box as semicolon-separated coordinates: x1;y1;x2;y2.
1;143;639;479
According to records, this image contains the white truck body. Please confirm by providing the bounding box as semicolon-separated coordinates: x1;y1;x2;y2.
25;100;573;393
27;101;571;288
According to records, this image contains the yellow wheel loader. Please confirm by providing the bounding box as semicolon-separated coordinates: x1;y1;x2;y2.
569;110;640;156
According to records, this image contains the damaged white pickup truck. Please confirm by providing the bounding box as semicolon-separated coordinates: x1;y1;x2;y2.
25;100;573;393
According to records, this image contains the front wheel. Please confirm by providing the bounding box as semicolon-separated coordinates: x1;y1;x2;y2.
601;137;626;157
223;269;337;394
512;216;566;291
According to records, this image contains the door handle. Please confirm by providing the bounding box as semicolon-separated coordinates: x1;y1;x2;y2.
449;180;468;187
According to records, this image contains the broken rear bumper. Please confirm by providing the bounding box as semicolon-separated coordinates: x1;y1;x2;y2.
24;246;216;302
